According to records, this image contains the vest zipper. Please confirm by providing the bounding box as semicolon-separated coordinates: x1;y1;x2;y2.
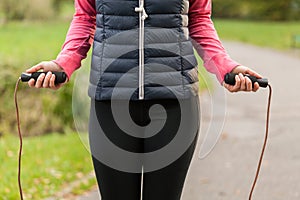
135;0;148;100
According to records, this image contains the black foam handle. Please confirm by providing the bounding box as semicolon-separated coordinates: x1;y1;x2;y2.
21;72;67;84
224;73;268;88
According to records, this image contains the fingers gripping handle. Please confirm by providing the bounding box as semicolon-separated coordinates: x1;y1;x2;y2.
224;73;269;88
21;72;67;84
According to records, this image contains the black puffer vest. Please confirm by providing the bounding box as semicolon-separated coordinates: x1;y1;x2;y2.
89;0;199;100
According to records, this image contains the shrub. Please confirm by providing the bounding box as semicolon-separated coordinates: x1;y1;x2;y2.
212;0;300;21
24;0;55;20
0;0;73;21
0;74;73;136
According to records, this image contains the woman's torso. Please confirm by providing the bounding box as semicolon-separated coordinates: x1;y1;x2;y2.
89;0;199;101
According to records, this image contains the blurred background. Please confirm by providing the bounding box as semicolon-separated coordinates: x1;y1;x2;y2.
1;0;300;199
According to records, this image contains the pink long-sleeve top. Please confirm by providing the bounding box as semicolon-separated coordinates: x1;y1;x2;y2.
54;0;239;83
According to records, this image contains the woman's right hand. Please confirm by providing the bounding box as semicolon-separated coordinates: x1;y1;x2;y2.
26;61;68;90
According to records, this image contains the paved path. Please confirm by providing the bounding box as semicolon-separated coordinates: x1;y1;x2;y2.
76;41;300;200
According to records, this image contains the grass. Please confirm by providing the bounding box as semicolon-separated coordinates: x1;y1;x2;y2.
0;20;70;68
213;19;300;50
0;133;96;199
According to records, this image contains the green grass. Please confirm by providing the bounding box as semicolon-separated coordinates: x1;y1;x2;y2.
0;21;70;68
213;19;300;50
0;133;96;199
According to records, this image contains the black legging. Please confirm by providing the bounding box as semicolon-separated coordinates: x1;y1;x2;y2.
89;97;200;200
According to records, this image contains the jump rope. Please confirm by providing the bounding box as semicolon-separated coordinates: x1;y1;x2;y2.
14;72;272;200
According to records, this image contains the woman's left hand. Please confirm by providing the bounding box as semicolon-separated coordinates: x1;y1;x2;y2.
223;65;262;93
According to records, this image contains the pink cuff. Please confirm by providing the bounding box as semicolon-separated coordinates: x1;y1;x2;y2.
53;53;83;79
204;54;240;84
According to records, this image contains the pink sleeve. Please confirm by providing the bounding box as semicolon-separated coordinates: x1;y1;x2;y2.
53;0;96;79
188;0;240;84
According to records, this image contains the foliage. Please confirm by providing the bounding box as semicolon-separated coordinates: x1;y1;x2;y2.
52;0;74;13
0;0;73;21
0;0;25;21
213;0;300;21
0;133;96;199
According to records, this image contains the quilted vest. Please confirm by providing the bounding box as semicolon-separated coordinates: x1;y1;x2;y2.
89;0;199;100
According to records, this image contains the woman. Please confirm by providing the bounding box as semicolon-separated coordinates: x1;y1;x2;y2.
26;0;261;199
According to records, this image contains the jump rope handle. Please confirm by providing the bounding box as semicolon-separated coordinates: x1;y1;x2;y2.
224;73;269;88
21;72;67;84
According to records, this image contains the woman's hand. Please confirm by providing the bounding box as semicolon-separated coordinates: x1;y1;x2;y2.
26;61;68;90
223;65;262;93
